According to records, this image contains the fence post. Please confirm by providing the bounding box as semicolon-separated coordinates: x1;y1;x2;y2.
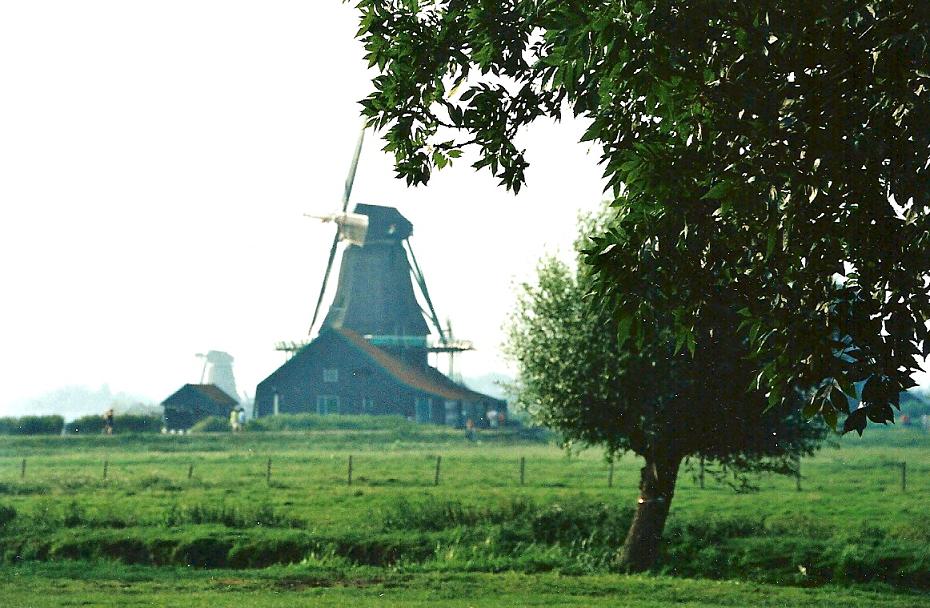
608;460;614;488
348;455;353;486
901;461;907;492
266;458;272;485
434;455;441;486
103;459;109;481
699;457;705;489
520;456;525;486
795;462;802;492
188;463;194;480
20;459;25;480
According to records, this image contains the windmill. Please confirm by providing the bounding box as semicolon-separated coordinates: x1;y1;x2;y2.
274;125;473;372
193;350;239;402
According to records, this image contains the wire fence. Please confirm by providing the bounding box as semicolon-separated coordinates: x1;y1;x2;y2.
4;453;921;494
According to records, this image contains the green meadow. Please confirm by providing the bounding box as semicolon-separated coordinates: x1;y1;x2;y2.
0;424;928;606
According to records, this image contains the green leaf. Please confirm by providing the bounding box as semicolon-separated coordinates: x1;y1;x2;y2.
802;397;820;419
829;387;850;414
616;314;633;348
843;408;868;435
701;181;731;200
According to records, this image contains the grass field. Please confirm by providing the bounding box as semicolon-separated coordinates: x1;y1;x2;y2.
4;563;928;607
0;425;928;606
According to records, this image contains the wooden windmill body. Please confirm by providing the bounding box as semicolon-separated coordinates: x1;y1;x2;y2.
255;129;502;426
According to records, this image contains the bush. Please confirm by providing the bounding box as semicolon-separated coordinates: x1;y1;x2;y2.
66;414;162;434
0;416;63;435
189;416;230;433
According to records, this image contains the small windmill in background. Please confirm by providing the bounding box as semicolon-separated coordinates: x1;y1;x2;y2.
194;350;239;402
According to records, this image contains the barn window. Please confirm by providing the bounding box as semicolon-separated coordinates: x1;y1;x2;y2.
316;395;339;415
323;368;339;383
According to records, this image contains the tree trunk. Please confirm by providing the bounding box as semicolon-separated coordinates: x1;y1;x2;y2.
617;453;682;572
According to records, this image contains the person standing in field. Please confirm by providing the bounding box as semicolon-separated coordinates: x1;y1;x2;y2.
229;408;240;433
103;409;114;435
237;408;246;431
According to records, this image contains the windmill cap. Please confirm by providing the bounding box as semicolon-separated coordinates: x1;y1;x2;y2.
353;204;413;241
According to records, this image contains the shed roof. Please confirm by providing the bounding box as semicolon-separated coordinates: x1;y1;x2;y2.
334;328;503;404
162;384;238;408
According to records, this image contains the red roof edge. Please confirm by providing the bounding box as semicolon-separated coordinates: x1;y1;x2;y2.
332;328;502;403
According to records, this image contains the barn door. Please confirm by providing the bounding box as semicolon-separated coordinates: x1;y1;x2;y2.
414;397;431;423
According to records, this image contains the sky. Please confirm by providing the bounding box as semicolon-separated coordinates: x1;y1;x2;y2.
0;2;608;413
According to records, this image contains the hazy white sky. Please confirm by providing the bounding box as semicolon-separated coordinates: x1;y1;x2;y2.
0;2;607;412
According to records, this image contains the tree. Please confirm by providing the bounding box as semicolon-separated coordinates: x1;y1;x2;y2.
505;214;825;571
355;1;930;432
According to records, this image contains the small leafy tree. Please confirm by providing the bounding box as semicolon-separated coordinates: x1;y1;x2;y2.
355;1;930;432
506;214;826;571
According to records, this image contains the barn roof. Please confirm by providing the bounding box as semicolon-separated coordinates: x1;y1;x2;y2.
334;328;504;404
162;384;238;407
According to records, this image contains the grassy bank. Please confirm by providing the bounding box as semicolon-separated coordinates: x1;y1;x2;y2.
0;427;928;602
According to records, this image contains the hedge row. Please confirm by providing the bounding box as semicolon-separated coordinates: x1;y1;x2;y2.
0;416;63;436
66;415;163;435
246;413;414;432
186;414;417;433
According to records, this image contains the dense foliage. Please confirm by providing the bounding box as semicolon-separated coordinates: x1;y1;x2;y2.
507;252;825;471
355;0;930;433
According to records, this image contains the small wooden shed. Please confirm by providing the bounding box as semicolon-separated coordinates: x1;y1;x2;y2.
162;384;238;431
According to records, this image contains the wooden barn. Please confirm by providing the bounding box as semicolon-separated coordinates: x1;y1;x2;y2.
162;384;238;431
255;204;506;426
255;327;504;424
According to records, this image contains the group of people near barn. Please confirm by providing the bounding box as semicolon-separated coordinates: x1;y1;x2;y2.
229;407;247;432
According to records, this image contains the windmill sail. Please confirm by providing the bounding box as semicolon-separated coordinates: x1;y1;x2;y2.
308;124;368;336
404;238;447;344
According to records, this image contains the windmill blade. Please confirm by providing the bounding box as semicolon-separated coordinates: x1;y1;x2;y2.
307;122;367;336
341;123;366;212
404;238;448;344
308;231;340;335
